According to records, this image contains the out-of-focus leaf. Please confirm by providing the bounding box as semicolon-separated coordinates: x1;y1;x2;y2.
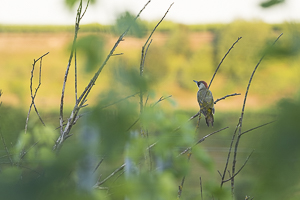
114;11;147;38
260;0;285;8
75;35;106;73
253;92;300;199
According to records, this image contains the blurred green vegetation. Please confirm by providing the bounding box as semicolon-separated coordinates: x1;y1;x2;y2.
113;12;147;38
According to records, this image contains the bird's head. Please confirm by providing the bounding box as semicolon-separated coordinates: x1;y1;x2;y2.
193;80;208;90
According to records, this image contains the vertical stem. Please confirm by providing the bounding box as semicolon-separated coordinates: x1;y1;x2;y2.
230;33;283;195
75;48;78;102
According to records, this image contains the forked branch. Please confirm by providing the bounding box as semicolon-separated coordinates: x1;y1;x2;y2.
25;52;49;133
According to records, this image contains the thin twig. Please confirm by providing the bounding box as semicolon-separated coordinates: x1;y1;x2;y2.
144;94;150;107
127;95;172;131
142;39;153;68
178;127;229;156
221;121;275;186
200;177;203;200
80;0;90;20
19;141;39;165
231;33;283;195
25;52;49;133
126;118;140;131
55;113;84;130
59;0;84;139
218;170;222;178
178;176;185;198
93;157;104;174
178;153;191;198
222;150;254;184
240;120;275;136
139;2;173;136
214;93;241;104
208;37;242;89
142;2;174;57
0;128;13;165
94;163;126;187
189;111;200;121
151;95;172;107
75;48;78;102
195;127;229;145
112;53;124;56
99;92;140;110
220;121;240;187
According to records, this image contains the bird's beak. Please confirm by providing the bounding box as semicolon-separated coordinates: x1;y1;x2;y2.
193;80;198;83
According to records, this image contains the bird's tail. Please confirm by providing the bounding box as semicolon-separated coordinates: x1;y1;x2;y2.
205;108;214;127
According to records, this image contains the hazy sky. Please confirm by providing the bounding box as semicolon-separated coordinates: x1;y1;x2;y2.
1;0;299;25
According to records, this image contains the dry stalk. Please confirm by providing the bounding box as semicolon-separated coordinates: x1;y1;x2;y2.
25;52;49;133
229;33;283;195
0;128;13;165
208;37;242;90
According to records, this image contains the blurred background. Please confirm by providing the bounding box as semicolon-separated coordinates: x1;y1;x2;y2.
0;0;300;199
0;0;299;111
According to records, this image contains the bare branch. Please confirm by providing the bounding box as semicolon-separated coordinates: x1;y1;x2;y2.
139;3;173;135
19;141;39;164
189;111;200;121
99;92;140;110
240;120;275;136
208;37;242;89
142;2;174;54
142;39;153;68
220;121;274;186
178;127;229;156
220;121;240;187
178;153;191;198
222;150;254;184
239;33;283;128
127;95;172;132
93;157;104;174
218;170;222;178
126;118;140;131
80;0;90;20
75;48;78;102
214;93;241;104
195;126;229;145
59;1;84;138
200;177;203;200
0;128;13;165
151;95;172;107
112;53;124;56
231;33;283;194
94;163;126;188
25;52;49;133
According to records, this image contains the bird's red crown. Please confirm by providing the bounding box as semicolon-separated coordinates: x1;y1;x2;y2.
199;81;208;88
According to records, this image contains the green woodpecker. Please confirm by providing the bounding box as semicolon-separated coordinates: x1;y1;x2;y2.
193;80;215;127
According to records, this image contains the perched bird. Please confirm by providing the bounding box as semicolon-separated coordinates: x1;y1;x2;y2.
193;80;215;127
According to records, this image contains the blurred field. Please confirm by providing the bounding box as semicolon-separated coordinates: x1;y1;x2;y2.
0;21;299;114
